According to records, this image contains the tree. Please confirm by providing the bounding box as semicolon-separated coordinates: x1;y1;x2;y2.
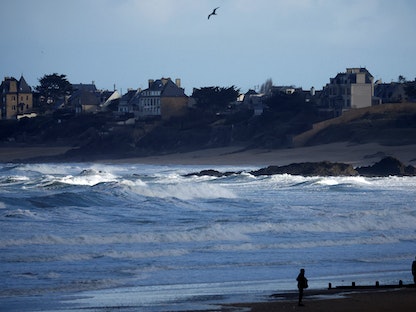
404;79;416;99
397;75;416;99
192;86;240;113
260;78;273;94
398;75;407;83
35;73;72;110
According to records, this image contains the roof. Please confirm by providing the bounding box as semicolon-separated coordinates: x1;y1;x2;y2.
18;76;32;92
72;83;97;92
1;76;32;93
331;68;374;84
68;89;100;106
120;89;137;102
245;89;258;96
160;79;186;97
144;78;187;97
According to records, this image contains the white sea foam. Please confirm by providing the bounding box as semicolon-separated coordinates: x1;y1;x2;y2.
316;176;372;186
0;223;250;248
105;249;189;259
8;248;190;263
4;211;415;249
123;179;237;200
59;171;118;186
2;208;40;219
1;175;30;182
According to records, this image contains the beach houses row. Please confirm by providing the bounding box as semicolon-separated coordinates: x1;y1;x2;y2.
0;76;188;120
1;68;412;120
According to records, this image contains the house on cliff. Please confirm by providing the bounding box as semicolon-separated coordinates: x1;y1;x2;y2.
374;81;415;103
320;68;375;117
0;76;33;119
135;78;188;120
241;89;265;116
118;89;138;114
67;83;120;113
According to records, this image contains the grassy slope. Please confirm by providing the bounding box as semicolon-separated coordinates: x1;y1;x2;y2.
294;103;416;147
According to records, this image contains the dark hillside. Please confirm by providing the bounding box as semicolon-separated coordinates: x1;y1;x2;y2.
297;103;416;146
1;103;415;161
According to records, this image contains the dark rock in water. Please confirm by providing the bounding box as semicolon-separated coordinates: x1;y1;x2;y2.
185;162;358;177
184;169;240;177
184;157;416;178
356;156;416;177
250;161;358;177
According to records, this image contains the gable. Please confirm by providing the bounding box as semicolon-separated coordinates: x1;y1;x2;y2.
161;80;186;97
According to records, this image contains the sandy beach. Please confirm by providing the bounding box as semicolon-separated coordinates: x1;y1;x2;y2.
125;142;416;167
1;142;416;166
232;287;416;312
0;144;72;163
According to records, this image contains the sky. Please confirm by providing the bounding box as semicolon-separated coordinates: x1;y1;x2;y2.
1;0;416;95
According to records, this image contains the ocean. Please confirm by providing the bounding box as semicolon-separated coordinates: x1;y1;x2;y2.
1;162;415;311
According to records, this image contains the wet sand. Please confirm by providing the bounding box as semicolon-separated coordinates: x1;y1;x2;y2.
230;287;416;312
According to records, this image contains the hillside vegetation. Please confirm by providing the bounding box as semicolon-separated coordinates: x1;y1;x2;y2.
299;103;416;146
0;103;415;160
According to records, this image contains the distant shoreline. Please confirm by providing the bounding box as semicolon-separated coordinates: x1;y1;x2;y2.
1;142;416;167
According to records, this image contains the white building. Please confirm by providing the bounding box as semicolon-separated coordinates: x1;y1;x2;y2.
324;68;374;116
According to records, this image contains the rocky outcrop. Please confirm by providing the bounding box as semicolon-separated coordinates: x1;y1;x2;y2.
356;156;416;177
185;157;416;178
183;169;240;177
250;161;358;177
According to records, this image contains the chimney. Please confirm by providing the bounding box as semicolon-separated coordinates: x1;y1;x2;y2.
175;78;181;88
148;79;154;88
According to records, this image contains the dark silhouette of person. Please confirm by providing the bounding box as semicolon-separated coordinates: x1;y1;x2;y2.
296;268;308;306
412;257;416;284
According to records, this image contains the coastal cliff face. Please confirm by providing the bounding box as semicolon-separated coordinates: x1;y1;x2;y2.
186;157;416;178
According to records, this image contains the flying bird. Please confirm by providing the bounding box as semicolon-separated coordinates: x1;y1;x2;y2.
208;7;219;19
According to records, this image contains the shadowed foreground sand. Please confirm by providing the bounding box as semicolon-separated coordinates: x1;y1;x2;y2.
230;287;415;312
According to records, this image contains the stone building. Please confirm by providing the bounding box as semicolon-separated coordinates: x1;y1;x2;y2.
322;68;374;116
137;78;188;120
0;76;33;119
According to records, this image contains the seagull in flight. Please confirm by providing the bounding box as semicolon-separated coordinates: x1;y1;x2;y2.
208;7;219;19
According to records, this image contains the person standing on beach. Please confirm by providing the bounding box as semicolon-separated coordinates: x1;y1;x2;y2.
296;268;308;306
412;257;416;284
